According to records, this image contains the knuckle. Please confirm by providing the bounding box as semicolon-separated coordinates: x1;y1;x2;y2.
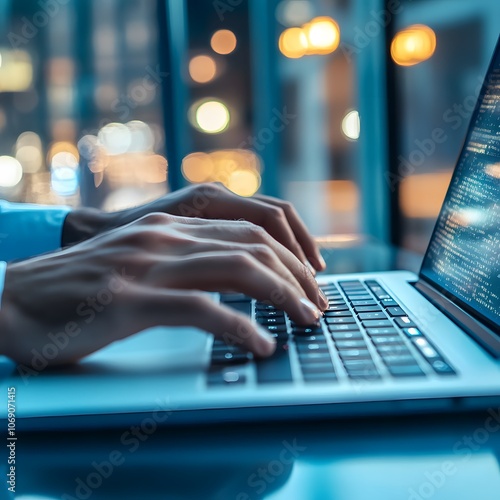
269;206;285;221
252;243;274;261
141;212;171;225
227;251;256;269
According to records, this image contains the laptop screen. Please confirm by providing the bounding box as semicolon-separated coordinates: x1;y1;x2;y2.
420;38;500;331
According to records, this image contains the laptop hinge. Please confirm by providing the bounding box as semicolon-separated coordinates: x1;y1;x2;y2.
414;279;500;358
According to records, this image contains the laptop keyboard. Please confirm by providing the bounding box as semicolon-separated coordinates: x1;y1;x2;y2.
207;280;456;387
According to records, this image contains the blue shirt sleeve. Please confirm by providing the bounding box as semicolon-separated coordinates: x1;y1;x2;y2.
0;201;71;262
0;261;6;309
0;201;71;310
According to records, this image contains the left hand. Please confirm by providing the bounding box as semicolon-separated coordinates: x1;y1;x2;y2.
63;183;326;272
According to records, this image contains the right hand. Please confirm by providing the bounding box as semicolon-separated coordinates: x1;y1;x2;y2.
0;213;325;368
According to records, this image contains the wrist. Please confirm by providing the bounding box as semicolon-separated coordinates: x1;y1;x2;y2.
62;208;114;246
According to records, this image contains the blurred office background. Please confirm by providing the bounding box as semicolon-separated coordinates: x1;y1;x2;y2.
0;0;498;254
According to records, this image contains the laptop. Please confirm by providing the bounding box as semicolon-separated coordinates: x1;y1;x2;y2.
2;38;500;431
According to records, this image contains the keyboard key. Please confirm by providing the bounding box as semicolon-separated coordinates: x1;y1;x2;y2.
358;312;388;321
301;362;335;374
376;345;411;356
212;344;246;353
353;305;382;313
361;320;393;328
381;354;418;365
325;317;357;324
220;293;251;303
387;364;425;377
386;307;406;317
207;369;247;386
296;343;330;354
256;344;293;383
256;310;285;318
342;359;377;371
334;340;368;349
370;335;404;345
293;326;323;336
403;327;422;338
394;317;417;328
266;325;288;334
255;303;277;312
294;334;326;343
323;310;354;318
351;300;377;307
430;359;456;375
326;305;349;312
303;372;337;383
258;317;286;326
347;296;374;303
346;369;381;380
380;298;399;307
412;337;439;359
212;351;252;365
224;300;252;315
366;327;398;336
298;352;332;363
330;331;364;341
328;300;348;306
338;349;372;361
338;280;363;288
328;324;360;332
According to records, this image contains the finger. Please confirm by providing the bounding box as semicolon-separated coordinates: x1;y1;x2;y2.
253;195;326;271
125;287;277;357
150;252;322;325
200;186;311;267
167;236;309;300
175;220;326;309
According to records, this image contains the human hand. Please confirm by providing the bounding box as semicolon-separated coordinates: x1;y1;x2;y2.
1;213;324;367
63;183;326;273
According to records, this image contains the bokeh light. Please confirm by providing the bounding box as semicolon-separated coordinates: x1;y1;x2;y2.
210;30;237;55
193;100;230;134
0;50;33;92
182;152;215;183
51;151;79;170
47;141;79;164
391;25;436;67
15;131;43;173
276;0;314;27
189;55;217;84
304;17;340;55
228;169;261;197
0;156;23;188
182;149;261;196
341;110;360;140
98;122;132;155
16;145;43;173
126;120;154;152
279;27;308;58
51;165;79;196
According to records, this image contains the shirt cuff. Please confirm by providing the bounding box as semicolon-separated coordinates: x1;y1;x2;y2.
0;261;6;310
0;202;71;262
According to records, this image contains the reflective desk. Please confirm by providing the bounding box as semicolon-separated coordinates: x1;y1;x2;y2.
10;238;500;500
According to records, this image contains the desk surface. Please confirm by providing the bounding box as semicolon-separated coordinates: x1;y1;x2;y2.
10;239;500;500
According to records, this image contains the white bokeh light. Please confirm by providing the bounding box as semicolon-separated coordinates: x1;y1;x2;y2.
0;156;23;187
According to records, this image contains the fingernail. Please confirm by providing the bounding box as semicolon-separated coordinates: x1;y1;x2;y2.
319;289;328;310
317;254;327;270
300;298;321;323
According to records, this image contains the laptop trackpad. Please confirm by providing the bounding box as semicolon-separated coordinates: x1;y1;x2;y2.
81;327;211;373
